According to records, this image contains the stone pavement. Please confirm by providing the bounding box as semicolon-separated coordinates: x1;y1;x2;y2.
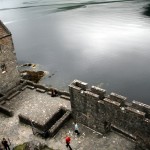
0;88;135;150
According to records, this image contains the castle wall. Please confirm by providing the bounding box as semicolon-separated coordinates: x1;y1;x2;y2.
0;35;20;94
69;80;150;146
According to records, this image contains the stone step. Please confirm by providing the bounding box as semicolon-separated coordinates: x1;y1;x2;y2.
36;88;46;93
47;91;52;95
60;95;70;100
0;105;14;117
27;85;35;90
7;91;20;100
111;124;136;140
21;85;28;91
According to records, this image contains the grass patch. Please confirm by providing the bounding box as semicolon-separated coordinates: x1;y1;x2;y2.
13;143;55;150
13;143;26;150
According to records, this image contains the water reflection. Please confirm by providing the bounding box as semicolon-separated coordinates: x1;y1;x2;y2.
0;0;150;104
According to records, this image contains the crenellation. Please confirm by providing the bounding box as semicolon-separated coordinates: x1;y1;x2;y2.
103;98;121;107
91;86;106;100
69;79;150;149
69;84;82;91
103;98;121;122
72;79;88;90
132;100;150;118
84;90;99;99
125;107;145;118
110;92;127;104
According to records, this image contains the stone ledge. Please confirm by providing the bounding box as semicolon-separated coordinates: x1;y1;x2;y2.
36;88;46;93
111;124;136;141
26;85;35;90
91;86;106;99
47;91;52;95
0;105;14;117
7;91;20;100
126;107;145;118
49;110;71;137
110;92;127;103
104;98;121;107
21;85;28;91
69;85;82;91
18;108;69;135
60;95;70;101
72;79;88;90
84;91;99;99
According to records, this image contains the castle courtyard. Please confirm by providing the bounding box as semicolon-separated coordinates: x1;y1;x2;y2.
0;86;135;150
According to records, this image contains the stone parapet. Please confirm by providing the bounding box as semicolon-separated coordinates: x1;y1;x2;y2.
21;79;70;98
91;86;106;100
0;105;14;117
69;79;150;149
71;79;88;90
132;100;150;118
110;92;127;104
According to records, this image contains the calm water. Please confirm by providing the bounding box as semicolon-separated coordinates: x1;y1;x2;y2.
0;0;150;104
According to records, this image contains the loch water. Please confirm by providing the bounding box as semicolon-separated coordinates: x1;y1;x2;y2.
0;0;150;104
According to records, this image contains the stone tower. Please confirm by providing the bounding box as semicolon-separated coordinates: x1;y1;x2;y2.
0;20;20;95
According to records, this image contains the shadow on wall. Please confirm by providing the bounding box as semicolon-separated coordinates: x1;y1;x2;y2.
143;3;150;17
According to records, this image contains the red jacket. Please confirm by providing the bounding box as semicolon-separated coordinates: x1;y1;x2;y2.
66;136;71;143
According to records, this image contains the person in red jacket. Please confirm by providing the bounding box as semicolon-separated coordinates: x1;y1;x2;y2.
65;136;72;150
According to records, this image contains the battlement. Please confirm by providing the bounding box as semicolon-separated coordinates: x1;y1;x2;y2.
69;80;150;147
72;79;88;90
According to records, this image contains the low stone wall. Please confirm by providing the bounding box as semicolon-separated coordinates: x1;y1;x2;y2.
0;105;14;117
20;79;70;98
18;108;71;138
4;81;26;100
49;110;71;137
69;79;150;149
18;114;32;125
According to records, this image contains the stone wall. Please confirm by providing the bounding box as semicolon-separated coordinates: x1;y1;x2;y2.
0;22;20;94
69;80;150;148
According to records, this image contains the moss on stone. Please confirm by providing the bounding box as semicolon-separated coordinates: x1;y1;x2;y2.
13;142;54;150
20;70;45;83
13;143;26;150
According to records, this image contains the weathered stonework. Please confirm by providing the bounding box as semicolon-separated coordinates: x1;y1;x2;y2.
0;20;20;94
69;80;150;149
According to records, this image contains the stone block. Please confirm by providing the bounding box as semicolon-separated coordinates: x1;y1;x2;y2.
19;107;68;133
36;88;46;93
71;79;88;90
7;91;20;100
91;86;106;100
110;92;127;104
21;85;28;91
27;85;35;90
60;95;70;101
49;110;71;137
0;105;14;117
132;100;150;118
47;91;52;95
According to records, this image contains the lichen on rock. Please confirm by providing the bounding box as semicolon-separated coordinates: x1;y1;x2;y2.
13;141;54;150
